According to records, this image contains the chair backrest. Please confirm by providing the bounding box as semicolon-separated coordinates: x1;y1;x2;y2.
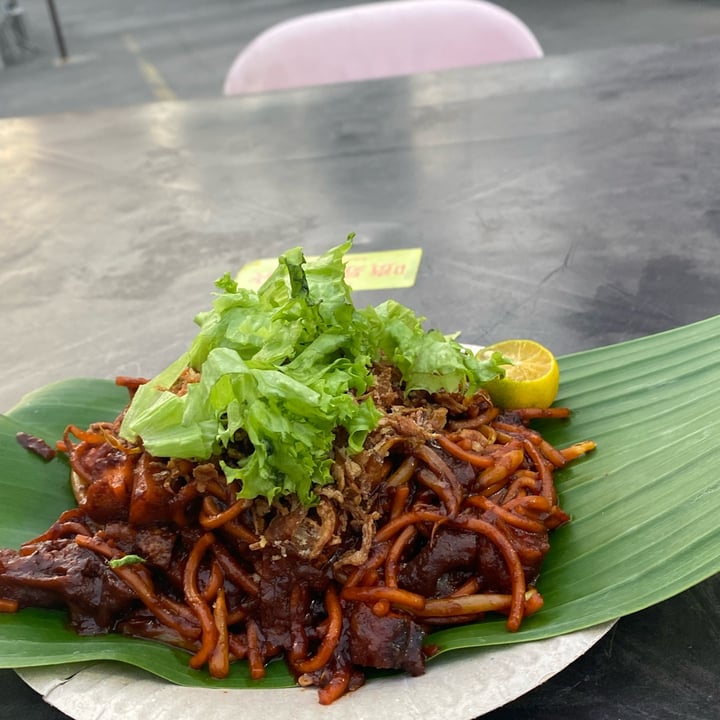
223;0;543;95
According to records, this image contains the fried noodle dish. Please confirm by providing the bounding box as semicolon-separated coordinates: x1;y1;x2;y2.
0;240;594;704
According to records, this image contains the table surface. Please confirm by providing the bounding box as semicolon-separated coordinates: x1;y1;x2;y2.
1;34;719;720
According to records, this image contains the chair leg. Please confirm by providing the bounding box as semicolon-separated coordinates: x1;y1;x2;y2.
0;1;37;65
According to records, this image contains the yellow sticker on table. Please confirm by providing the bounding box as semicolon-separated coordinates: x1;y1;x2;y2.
235;248;423;291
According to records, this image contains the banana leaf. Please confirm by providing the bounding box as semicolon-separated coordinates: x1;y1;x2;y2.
1;316;719;688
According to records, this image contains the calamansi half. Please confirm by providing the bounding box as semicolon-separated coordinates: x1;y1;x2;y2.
479;339;560;409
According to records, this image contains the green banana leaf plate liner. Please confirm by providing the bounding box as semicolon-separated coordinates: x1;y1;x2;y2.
1;314;719;689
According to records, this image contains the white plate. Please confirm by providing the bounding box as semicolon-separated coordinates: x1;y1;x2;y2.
18;621;613;720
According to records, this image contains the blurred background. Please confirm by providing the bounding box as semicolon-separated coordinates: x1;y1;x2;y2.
2;0;720;119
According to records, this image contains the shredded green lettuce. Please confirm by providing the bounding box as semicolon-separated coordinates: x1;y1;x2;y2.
120;236;506;504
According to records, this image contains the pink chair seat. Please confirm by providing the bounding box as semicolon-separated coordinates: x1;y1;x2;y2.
223;0;543;95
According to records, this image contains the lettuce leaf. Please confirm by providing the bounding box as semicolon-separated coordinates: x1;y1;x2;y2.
120;236;507;504
359;300;504;394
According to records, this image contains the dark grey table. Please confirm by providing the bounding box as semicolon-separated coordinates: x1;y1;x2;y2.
1;34;719;720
